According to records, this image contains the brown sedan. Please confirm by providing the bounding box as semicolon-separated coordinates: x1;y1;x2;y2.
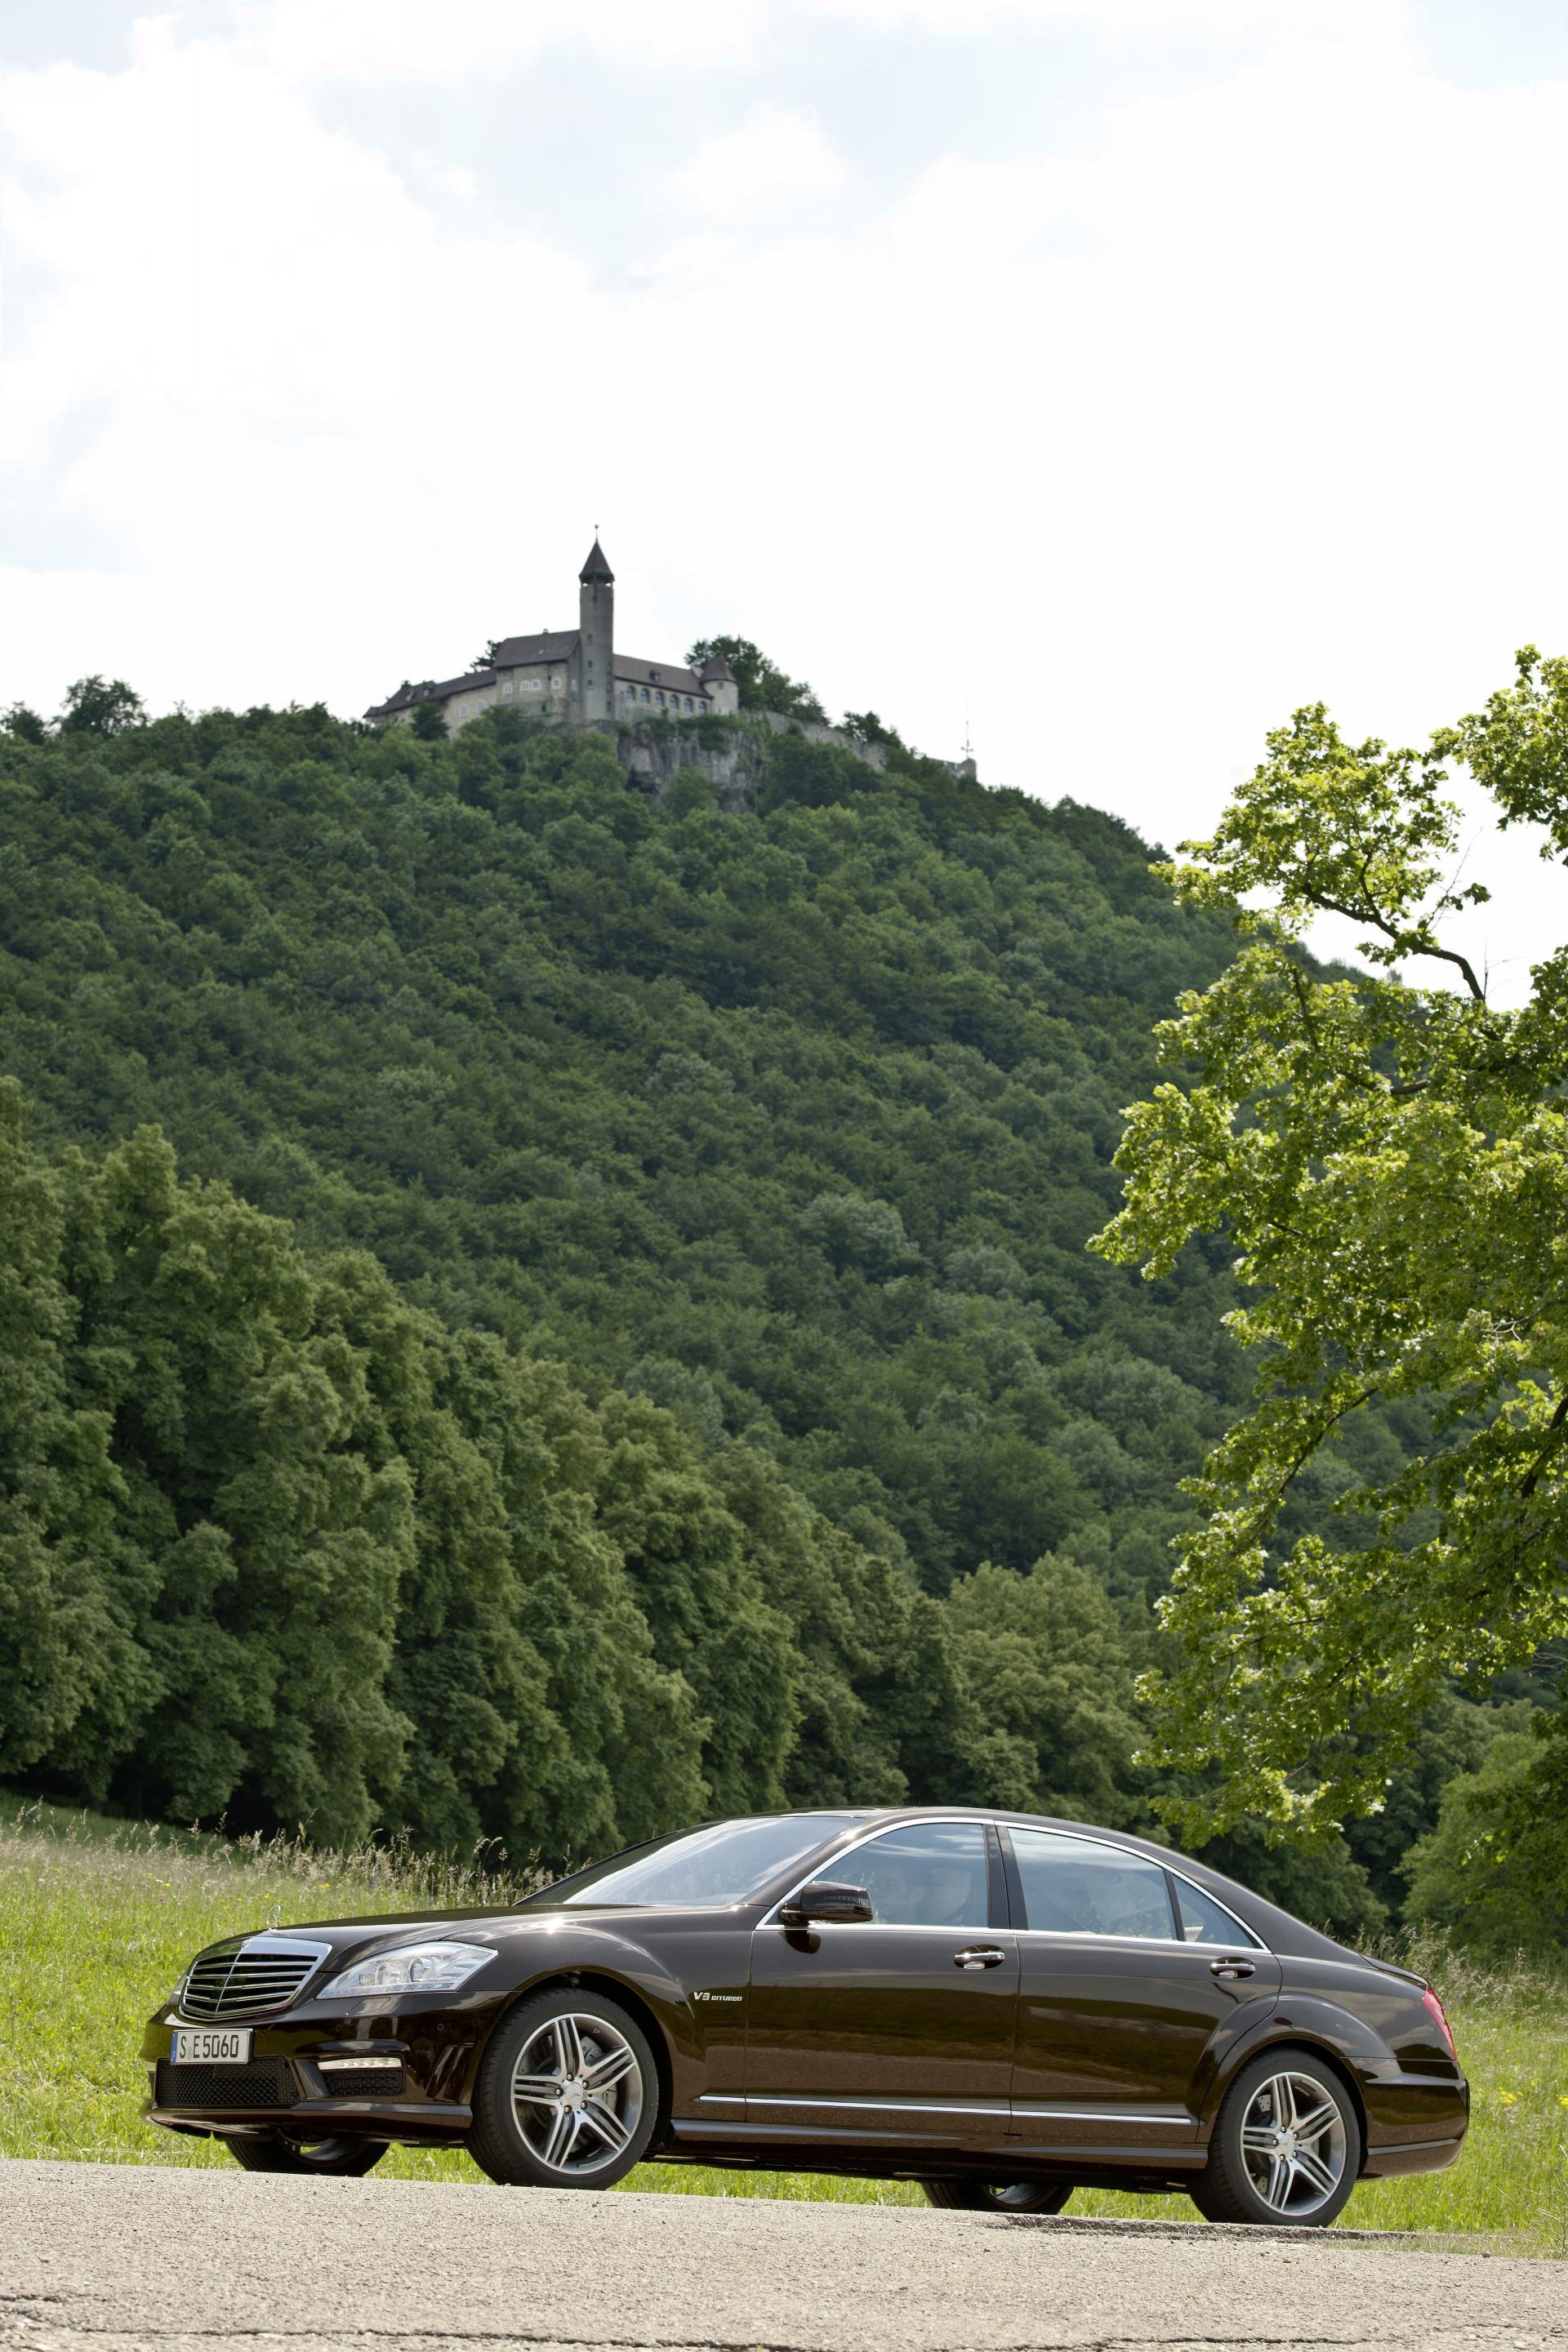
141;1807;1468;2225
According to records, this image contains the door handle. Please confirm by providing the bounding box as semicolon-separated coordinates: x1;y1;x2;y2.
954;1946;1006;1970
1210;1958;1256;1980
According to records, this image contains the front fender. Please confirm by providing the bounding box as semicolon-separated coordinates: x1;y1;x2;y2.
488;1917;750;2121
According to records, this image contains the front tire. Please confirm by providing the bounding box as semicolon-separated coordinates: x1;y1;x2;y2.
1191;2047;1360;2227
469;1989;660;2189
228;2132;386;2176
924;2178;1071;2214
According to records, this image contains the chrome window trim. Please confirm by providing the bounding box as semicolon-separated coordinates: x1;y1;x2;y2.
763;1817;996;1930
757;1919;1013;1939
1001;1824;1267;1953
1013;1928;1255;1955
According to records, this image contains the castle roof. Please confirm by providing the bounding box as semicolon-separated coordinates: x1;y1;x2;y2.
488;630;579;670
365;666;496;717
697;653;737;684
614;653;707;696
579;538;614;583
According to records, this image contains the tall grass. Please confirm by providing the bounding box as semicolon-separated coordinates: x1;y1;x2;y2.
1;1797;1563;2243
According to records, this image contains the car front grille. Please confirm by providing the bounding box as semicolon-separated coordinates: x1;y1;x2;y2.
155;2059;298;2110
317;2063;404;2098
179;1936;328;2019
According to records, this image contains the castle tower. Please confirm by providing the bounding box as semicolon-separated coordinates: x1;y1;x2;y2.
577;537;614;724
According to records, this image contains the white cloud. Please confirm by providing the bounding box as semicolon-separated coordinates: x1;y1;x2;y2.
3;1;1567;996
808;0;1396;32
670;105;846;216
238;0;766;81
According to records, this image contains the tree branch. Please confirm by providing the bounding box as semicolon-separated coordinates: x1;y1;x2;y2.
1307;891;1486;1004
1517;1390;1568;1498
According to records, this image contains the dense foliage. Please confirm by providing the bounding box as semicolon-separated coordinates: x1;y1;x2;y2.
1094;651;1568;1904
0;690;1532;1925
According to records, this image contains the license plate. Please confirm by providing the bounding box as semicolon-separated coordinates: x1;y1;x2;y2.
171;2027;252;2065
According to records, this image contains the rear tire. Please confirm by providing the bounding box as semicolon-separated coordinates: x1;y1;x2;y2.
470;1988;660;2189
1191;2047;1360;2227
923;2178;1072;2214
228;2132;386;2176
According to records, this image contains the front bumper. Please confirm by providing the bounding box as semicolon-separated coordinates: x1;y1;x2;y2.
140;1990;503;2144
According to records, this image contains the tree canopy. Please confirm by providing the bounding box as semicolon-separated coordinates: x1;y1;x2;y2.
0;683;1541;1932
1094;649;1568;1854
686;635;826;724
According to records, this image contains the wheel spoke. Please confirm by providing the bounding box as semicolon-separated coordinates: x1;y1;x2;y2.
1291;2099;1339;2145
581;2096;631;2155
1294;2146;1338;2198
1263;2154;1290;2208
554;2016;585;2077
585;2044;635;2094
513;2072;563;2106
1241;2123;1276;2152
1270;2074;1298;2131
541;2103;581;2170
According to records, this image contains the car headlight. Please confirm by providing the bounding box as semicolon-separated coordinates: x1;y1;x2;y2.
319;1940;495;1998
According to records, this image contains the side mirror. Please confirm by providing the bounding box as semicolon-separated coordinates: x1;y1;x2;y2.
779;1879;873;1927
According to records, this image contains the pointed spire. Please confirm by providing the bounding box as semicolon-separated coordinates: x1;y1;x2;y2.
579;537;613;584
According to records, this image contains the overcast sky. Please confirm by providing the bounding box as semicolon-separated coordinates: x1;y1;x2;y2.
4;1;1566;1000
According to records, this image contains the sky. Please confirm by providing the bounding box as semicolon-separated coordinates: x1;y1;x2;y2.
3;0;1566;1001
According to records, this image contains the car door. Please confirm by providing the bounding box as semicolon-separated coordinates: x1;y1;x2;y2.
745;1819;1018;2151
1002;1827;1281;2161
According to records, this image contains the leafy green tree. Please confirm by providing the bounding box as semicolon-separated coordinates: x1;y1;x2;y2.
1094;648;1568;1841
942;1554;1141;1822
1403;1710;1568;1960
0;1083;129;1776
411;700;448;741
58;676;145;736
687;635;826;724
2;704;48;744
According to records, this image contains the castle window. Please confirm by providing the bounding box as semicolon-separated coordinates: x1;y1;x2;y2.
641;687;650;702
684;697;693;711
656;691;665;707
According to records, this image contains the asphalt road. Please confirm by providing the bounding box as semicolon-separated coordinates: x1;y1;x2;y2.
0;2158;1562;2352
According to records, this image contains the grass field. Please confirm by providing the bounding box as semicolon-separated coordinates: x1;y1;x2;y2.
2;1795;1564;2248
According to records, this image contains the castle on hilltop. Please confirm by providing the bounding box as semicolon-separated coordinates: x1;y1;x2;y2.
366;539;740;735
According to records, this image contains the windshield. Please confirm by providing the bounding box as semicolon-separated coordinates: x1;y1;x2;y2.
529;1815;862;1910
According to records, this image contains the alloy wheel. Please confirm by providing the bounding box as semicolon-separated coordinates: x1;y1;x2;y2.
1237;2069;1348;2217
510;2011;644;2177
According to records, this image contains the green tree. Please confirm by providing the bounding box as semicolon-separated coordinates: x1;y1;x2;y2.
411;700;448;741
57;676;145;736
2;704;48;744
1403;1711;1568;1960
1093;648;1568;1841
686;635;826;724
942;1553;1141;1821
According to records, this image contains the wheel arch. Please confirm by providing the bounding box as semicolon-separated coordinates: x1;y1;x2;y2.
1214;2032;1370;2166
483;1967;676;2145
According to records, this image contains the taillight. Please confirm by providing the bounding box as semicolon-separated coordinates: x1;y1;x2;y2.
1422;1985;1458;2059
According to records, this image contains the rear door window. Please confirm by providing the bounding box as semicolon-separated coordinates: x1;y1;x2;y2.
1009;1829;1176;1940
1169;1876;1262;1947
